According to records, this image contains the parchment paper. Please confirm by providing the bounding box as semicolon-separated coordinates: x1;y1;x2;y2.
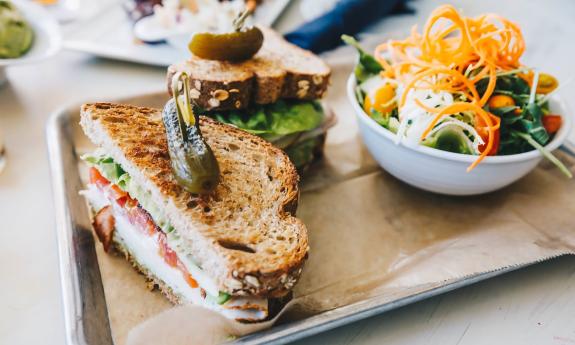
76;46;575;345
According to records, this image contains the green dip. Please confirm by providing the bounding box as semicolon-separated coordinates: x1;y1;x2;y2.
0;1;34;59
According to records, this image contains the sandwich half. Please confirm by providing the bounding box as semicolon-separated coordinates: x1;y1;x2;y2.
167;27;334;171
80;102;308;322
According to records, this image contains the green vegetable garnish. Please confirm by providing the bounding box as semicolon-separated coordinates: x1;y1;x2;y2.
212;291;231;305
342;35;382;82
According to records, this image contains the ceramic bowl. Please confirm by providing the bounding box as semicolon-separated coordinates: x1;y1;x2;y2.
347;75;572;195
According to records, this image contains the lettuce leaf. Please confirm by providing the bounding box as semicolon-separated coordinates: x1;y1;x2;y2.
284;136;322;169
208;100;324;141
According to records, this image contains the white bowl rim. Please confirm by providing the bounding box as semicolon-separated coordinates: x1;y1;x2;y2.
0;0;62;66
347;74;573;164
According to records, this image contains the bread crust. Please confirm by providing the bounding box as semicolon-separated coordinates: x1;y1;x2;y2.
81;103;308;298
166;27;331;111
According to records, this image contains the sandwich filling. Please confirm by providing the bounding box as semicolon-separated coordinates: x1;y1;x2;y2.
82;153;269;321
207;100;335;169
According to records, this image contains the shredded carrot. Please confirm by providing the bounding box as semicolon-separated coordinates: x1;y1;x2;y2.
373;4;525;170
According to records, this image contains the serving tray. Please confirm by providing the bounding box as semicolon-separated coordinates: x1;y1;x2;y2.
47;91;552;345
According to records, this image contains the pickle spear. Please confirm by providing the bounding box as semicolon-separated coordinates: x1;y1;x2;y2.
188;4;263;62
189;27;263;61
163;73;220;194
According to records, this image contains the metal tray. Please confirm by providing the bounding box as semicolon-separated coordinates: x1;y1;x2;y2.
47;93;536;345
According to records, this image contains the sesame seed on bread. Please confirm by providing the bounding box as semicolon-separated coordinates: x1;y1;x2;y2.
166;26;331;111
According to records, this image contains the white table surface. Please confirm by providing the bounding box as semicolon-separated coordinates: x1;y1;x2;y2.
1;0;575;344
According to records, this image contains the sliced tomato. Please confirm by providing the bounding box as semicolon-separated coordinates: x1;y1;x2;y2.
89;167;110;189
126;207;157;236
158;232;178;268
158;233;199;288
124;198;139;209
478;128;500;155
89;167;136;207
543;115;562;134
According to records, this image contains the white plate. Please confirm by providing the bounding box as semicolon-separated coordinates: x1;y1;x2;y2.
0;0;62;84
63;0;292;67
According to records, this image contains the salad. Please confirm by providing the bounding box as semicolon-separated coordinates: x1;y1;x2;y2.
344;5;570;176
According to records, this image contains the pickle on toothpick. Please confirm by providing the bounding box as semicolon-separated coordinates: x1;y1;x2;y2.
163;73;220;194
188;4;263;62
189;27;263;61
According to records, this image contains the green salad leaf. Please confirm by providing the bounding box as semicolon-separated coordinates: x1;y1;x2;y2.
208;100;324;141
476;74;531;100
207;100;325;169
284;136;323;169
341;35;383;82
521;103;549;145
83;155;126;181
489;106;518;119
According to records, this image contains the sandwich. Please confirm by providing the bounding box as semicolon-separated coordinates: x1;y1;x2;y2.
80;100;308;321
167;26;333;171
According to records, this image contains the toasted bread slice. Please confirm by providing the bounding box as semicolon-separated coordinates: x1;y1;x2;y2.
80;103;308;298
167;27;331;111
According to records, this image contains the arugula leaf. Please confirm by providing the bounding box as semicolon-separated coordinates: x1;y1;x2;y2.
512;130;572;178
476;74;531;100
489;106;518;117
342;35;383;82
520;103;549;145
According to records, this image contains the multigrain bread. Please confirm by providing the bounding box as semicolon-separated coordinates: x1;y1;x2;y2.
166;26;331;111
80;103;309;298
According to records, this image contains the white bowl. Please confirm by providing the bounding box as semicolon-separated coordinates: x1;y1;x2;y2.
347;75;573;195
0;0;62;85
